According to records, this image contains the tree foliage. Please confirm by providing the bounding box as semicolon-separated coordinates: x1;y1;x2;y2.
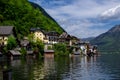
54;43;69;56
7;35;17;50
31;39;44;55
0;0;64;38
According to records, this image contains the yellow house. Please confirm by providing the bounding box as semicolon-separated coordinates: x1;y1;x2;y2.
0;26;14;45
30;28;48;43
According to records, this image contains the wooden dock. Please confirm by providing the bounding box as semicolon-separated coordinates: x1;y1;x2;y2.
44;50;54;54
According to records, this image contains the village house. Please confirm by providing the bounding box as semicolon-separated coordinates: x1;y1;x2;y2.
30;27;48;43
70;36;80;46
0;26;14;46
46;31;59;44
59;32;72;46
75;41;90;55
8;50;21;60
20;37;30;49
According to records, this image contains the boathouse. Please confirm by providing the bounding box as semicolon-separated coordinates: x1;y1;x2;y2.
9;50;21;60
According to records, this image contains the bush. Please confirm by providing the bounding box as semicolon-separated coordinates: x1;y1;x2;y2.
47;46;53;50
1;46;8;54
30;39;44;55
20;48;27;57
1;36;17;54
54;43;69;56
7;35;17;50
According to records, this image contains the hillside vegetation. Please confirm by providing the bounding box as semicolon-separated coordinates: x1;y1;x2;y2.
0;0;64;39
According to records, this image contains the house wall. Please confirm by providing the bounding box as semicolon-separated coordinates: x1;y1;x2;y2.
47;35;58;44
34;31;45;42
44;39;49;43
0;37;2;45
80;45;87;55
4;37;8;45
0;36;8;45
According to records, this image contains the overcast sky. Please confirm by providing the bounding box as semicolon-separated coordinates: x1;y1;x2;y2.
29;0;120;38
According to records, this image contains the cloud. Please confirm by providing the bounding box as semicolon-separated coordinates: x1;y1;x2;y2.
58;19;107;38
100;5;120;20
29;0;120;38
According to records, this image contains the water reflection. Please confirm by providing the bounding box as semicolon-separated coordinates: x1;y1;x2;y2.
0;53;120;80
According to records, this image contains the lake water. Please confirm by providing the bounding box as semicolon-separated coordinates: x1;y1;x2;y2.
0;53;120;80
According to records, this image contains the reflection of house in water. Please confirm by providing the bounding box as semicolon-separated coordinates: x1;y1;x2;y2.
0;71;2;80
44;54;55;79
69;55;98;80
11;59;21;67
71;55;81;67
0;52;2;57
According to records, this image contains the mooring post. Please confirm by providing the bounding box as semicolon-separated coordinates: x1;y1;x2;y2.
3;69;12;80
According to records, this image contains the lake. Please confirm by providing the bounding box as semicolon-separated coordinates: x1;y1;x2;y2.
0;53;120;80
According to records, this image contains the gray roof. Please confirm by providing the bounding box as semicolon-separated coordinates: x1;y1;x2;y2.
9;50;21;56
59;32;71;38
46;31;59;36
30;27;45;34
0;26;13;36
20;40;29;46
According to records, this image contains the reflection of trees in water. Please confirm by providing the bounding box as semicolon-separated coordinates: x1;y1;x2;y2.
9;58;44;80
43;55;70;80
33;61;44;80
43;54;55;80
11;58;36;80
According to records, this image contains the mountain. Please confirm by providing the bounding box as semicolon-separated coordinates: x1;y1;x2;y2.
91;25;120;51
81;37;95;42
0;0;64;38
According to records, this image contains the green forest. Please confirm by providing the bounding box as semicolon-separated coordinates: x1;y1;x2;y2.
0;0;64;39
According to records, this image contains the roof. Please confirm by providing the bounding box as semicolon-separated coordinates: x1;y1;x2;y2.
20;40;29;46
9;50;21;56
59;32;71;38
0;26;13;36
46;31;59;36
71;36;80;41
30;27;42;32
30;27;45;34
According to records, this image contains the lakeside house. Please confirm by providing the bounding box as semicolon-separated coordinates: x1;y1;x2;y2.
8;50;21;60
30;27;47;42
59;32;72;46
30;28;61;44
75;41;90;55
0;26;14;45
46;31;59;44
20;37;30;49
70;36;80;46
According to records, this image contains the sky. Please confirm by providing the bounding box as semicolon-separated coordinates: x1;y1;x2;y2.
29;0;120;38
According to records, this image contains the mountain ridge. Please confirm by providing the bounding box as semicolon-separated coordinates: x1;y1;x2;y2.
91;25;120;51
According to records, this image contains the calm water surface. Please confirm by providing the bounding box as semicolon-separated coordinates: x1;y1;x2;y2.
0;53;120;80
